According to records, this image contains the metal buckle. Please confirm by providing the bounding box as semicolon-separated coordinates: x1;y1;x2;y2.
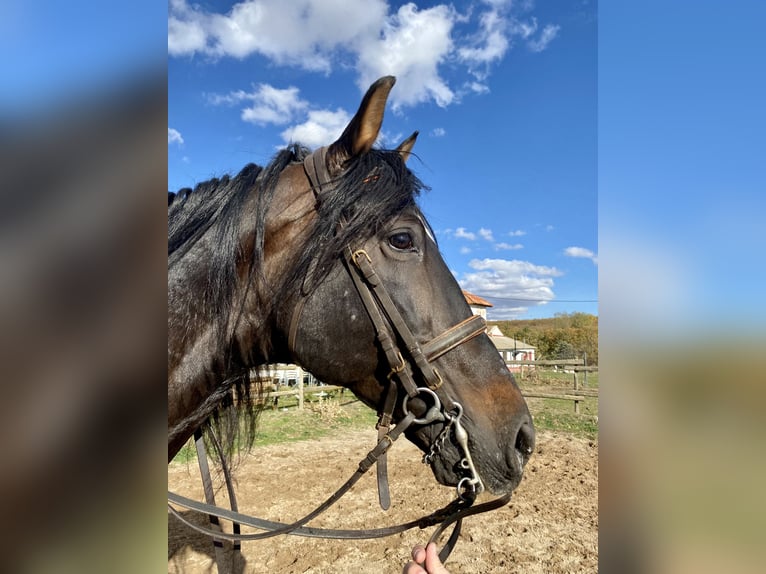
428;368;443;390
386;351;406;380
351;249;372;266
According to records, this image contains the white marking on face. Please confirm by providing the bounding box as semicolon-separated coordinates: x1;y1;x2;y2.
416;214;436;244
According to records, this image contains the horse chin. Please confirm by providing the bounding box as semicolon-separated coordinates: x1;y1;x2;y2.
427;454;461;488
427;451;522;496
406;426;526;495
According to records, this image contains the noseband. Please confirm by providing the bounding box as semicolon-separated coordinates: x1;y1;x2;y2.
168;148;510;565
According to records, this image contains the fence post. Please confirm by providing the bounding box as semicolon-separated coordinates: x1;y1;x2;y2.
297;366;304;411
573;367;580;414
583;352;588;386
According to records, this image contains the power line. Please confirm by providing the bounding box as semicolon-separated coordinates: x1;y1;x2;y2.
484;296;598;303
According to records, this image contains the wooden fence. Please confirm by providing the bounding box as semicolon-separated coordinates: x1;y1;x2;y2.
255;358;598;413
507;358;599;414
265;383;345;411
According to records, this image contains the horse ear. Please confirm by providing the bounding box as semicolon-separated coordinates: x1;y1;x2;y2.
395;131;418;163
326;76;396;174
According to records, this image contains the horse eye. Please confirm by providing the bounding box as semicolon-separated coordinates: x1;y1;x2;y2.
388;232;414;251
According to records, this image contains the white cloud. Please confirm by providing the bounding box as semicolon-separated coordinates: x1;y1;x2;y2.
468;81;490;94
460;246;472;255
169;0;386;71
355;3;456;108
454;227;477;241
280;108;351;148
564;246;598;265
169;0;558;111
459;257;563;319
528;24;560;52
168;127;184;145
207;84;308;125
495;242;523;250
208;83;350;147
512;18;537;40
508;229;526;237
245;85;307;125
168;9;207;55
458;8;509;69
478;228;494;241
431;127;447;137
206;90;249;106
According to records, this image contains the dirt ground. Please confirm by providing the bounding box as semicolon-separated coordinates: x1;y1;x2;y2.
168;429;597;573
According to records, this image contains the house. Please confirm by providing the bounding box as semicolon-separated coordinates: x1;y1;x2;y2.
462;290;536;371
485;325;536;371
462;290;493;319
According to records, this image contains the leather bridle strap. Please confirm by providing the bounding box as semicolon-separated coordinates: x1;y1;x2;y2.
348;249;445;396
421;315;487;363
303;145;333;198
169;482;510;545
341;248;420;399
429;492;512;562
170;412;415;540
172;147;501;560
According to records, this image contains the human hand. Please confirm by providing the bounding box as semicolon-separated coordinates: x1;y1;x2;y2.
402;542;450;574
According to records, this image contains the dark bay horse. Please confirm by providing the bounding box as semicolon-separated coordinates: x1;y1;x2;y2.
168;77;534;506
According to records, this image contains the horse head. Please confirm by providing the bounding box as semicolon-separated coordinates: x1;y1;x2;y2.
168;76;533;497
264;77;535;496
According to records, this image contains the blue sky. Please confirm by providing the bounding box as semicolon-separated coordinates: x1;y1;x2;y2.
3;1;761;327
168;0;598;320
0;1;164;112
599;0;766;336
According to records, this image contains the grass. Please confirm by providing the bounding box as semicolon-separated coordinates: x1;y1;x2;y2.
525;397;599;439
253;396;377;447
516;368;599;440
171;371;599;463
171;395;378;464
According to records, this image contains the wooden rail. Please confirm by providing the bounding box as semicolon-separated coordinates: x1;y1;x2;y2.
254;358;598;414
508;359;599;414
264;385;345;411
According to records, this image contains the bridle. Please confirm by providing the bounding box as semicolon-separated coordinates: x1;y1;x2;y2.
167;147;513;564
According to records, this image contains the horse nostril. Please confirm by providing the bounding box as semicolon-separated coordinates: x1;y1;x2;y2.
514;419;536;467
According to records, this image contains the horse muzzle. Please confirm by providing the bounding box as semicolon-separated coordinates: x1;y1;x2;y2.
412;409;536;495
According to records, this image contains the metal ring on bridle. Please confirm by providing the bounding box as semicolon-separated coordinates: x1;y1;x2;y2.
401;387;442;425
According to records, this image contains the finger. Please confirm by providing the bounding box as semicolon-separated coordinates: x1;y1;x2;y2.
411;544;426;563
424;542;450;574
402;561;427;574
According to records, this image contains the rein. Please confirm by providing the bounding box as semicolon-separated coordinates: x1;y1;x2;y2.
168;148;510;565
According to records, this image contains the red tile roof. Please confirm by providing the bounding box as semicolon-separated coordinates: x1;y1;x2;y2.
462;290;493;307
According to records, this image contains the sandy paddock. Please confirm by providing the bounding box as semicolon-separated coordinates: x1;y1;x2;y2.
168;429;597;573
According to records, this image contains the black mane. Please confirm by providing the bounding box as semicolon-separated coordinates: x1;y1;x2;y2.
169;144;427;361
168;144;428;455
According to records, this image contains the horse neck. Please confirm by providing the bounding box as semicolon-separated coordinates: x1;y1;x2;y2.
167;168;314;457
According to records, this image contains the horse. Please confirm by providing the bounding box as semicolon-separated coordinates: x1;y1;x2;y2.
168;76;535;560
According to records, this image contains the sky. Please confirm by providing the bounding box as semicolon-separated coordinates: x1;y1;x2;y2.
168;0;598;321
599;1;766;337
